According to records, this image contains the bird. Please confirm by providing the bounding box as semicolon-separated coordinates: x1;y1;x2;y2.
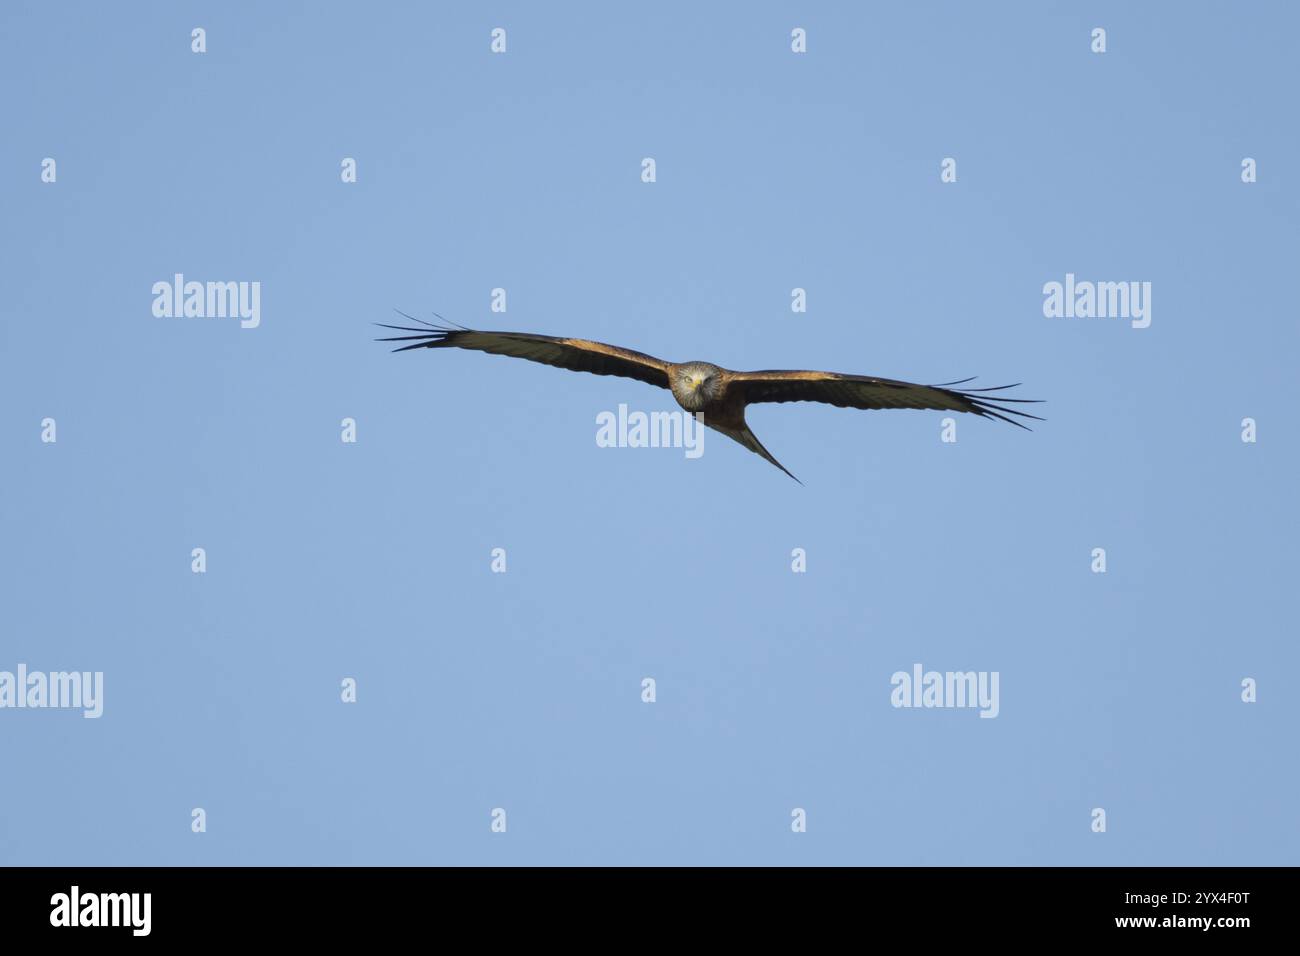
376;315;1042;483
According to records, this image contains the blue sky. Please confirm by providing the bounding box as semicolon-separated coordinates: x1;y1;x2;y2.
1;1;1295;865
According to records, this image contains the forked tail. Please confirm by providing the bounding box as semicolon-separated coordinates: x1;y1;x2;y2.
710;420;802;484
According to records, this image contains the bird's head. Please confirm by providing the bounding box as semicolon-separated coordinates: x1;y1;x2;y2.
672;362;722;411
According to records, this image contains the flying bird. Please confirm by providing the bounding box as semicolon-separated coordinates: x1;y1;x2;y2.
376;317;1041;483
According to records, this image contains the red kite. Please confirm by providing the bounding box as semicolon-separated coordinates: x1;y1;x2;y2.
377;317;1041;483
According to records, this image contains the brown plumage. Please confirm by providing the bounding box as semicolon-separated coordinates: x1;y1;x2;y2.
376;318;1042;483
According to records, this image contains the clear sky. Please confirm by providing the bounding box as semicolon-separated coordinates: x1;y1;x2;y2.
1;1;1295;865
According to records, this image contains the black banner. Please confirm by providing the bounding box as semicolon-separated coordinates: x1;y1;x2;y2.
0;867;1281;941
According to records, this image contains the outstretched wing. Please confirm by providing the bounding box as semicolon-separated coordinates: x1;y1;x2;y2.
376;321;672;389
728;370;1043;429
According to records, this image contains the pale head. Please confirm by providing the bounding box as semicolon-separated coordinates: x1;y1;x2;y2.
670;362;723;412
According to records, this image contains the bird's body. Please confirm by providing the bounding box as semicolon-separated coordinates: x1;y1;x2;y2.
665;361;793;477
377;319;1041;482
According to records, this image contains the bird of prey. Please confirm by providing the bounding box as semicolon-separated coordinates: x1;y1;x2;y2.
376;317;1041;483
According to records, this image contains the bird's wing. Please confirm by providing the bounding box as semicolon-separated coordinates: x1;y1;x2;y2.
727;370;1043;429
376;322;672;389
